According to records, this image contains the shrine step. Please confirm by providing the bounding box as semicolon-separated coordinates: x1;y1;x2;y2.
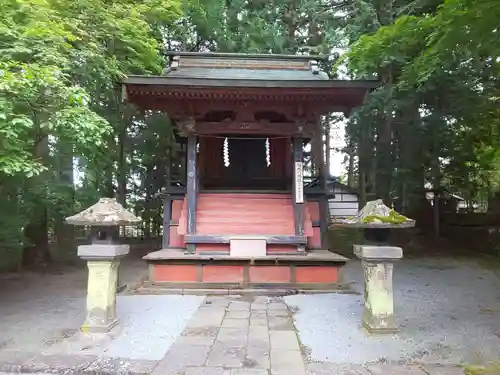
196;244;299;255
184;234;308;245
178;192;313;237
199;193;290;200
195;226;295;236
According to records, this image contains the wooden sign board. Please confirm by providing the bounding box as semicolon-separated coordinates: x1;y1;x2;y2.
295;162;304;204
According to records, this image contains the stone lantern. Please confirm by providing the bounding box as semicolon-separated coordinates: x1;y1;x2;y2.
66;198;141;334
338;199;415;333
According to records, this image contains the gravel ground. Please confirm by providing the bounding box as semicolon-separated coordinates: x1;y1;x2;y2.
0;257;204;361
2;255;500;369
285;257;500;365
0;258;146;353
44;294;204;361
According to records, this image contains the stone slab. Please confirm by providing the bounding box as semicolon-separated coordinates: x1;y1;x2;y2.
152;344;211;375
206;344;246;367
228;301;251;311
78;244;130;259
268;316;295;330
250;311;267;318
183;368;231;375
269;331;300;351
222;318;250;328
176;335;216;346
270;350;305;375
306;363;370;375
226;311;250;319
245;345;270;369
216;328;249;347
230;239;266;257
250;317;268;326
230;369;269;375
353;245;403;261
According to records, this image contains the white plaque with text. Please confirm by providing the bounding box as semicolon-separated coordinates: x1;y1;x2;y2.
295;161;304;204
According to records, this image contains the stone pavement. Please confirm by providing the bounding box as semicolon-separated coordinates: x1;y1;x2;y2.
0;294;468;375
151;295;466;375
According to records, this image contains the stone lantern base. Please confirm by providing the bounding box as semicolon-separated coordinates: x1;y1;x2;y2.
78;244;130;334
354;245;403;334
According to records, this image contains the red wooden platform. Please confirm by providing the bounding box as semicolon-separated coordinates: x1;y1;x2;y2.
144;193;346;290
144;249;348;290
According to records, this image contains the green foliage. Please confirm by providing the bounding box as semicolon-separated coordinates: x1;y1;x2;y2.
2;0;499;267
343;0;500;218
0;62;109;176
0;0;182;269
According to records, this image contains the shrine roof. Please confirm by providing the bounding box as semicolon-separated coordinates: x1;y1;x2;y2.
122;52;379;110
159;52;331;81
124;52;377;88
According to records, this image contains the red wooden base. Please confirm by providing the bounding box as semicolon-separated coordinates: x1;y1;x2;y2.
145;250;347;290
151;263;341;288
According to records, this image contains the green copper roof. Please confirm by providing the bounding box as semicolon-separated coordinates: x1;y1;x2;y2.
162;52;330;81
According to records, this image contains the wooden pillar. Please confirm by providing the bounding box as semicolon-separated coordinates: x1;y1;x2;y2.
292;137;305;252
186;134;197;253
162;194;172;248
162;138;173;249
316;125;330;249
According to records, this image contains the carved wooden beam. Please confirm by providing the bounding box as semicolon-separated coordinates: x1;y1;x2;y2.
188;121;315;136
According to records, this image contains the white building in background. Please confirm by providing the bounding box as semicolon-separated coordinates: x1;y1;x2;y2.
328;180;359;218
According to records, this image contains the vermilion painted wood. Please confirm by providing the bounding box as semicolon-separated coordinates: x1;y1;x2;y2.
154;265;197;282
196;243;229;253
198;195;290;201
178;193;314;240
195;244;298;254
249;266;291;283
306;201;320;222
171;199;184;222
169;226;185;247
266;245;297;253
295;266;338;283
202;265;244;282
196;228;294;236
307;227;322;249
150;264;341;285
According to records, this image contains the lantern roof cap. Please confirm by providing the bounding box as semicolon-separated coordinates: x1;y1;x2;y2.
65;198;141;226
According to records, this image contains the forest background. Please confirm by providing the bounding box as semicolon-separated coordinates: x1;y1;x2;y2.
1;0;498;269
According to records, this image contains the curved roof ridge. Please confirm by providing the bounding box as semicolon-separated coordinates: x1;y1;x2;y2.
164;51;330;61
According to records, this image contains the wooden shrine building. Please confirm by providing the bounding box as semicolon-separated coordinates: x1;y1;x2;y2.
123;52;377;290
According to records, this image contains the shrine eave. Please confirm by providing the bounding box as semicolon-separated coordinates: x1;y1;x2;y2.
123;75;379;90
122;76;379;110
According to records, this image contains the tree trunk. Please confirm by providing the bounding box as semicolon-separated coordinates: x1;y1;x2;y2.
23;135;50;266
54;139;75;262
346;144;355;188
374;0;395;205
358;117;369;207
116;125;127;206
375;71;394;205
